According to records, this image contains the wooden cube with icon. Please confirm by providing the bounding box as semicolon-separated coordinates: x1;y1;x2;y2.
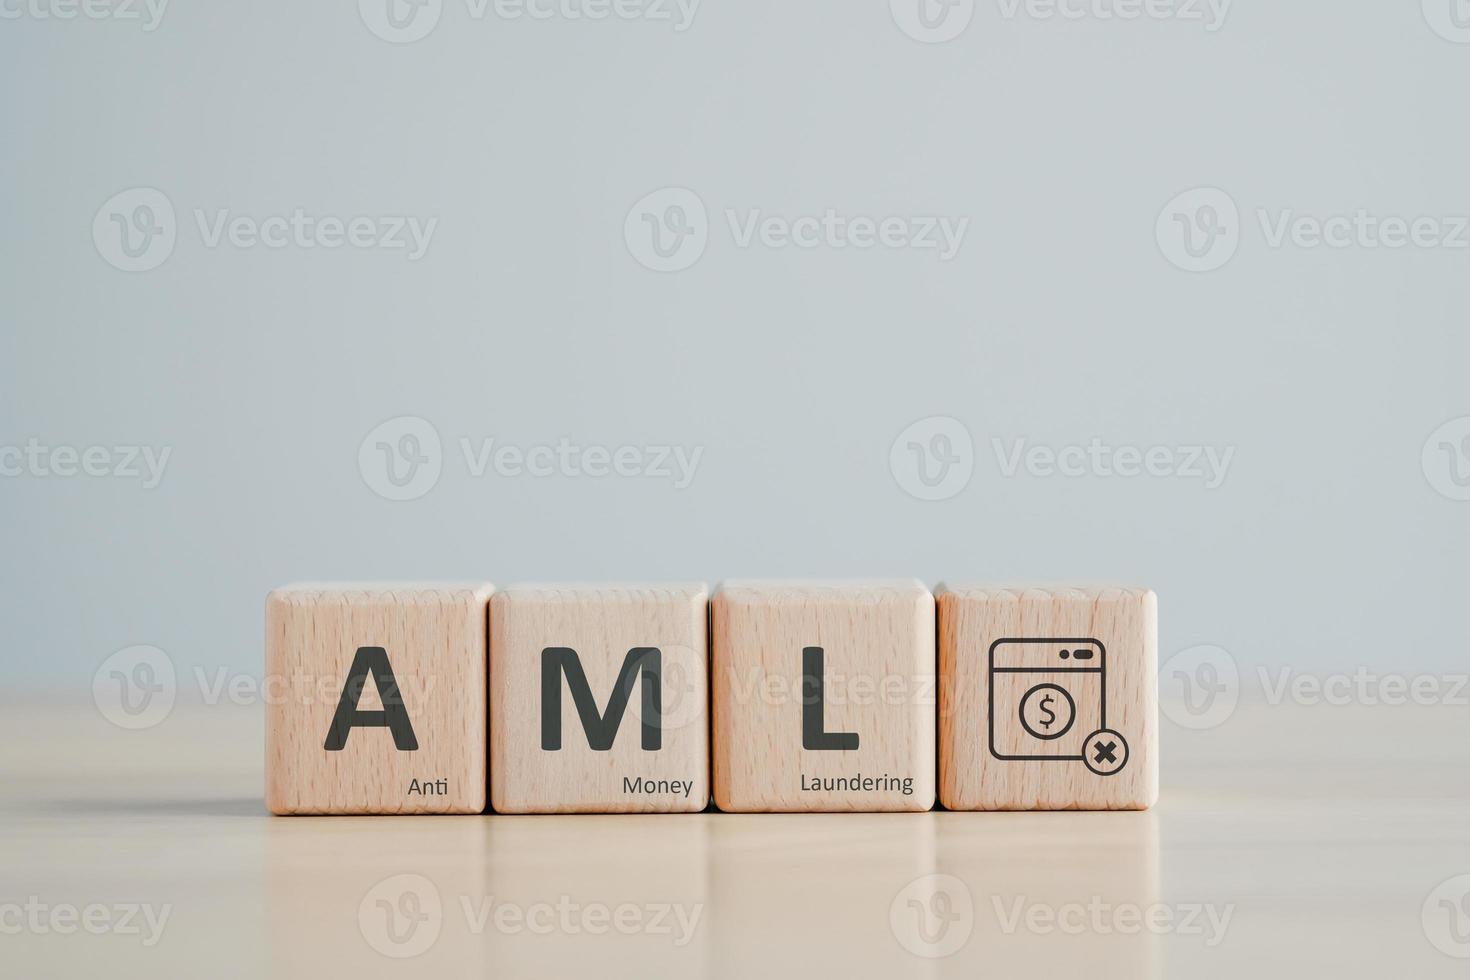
711;580;936;812
937;584;1157;811
265;583;493;815
489;583;710;813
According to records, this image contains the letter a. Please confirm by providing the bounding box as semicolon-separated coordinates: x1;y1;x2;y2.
323;646;418;751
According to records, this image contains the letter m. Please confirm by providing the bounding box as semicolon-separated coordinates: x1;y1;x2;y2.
541;647;662;751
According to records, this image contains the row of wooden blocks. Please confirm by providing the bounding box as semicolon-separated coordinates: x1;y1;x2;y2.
265;581;1157;814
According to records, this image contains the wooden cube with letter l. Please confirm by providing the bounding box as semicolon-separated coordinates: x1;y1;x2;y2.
265;582;493;815
937;583;1158;811
489;583;710;813
711;580;936;812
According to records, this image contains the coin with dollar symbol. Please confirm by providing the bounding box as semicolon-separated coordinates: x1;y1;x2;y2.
1018;683;1076;741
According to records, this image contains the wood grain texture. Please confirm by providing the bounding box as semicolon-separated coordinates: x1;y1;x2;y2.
711;580;936;812
265;582;492;815
490;583;709;814
937;584;1157;811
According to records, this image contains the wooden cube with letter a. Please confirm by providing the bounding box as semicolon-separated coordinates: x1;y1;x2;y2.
711;580;936;812
937;584;1157;811
489;583;709;814
265;583;493;815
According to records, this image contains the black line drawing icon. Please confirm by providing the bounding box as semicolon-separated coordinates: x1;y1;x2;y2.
1081;727;1128;777
1018;683;1075;741
988;638;1129;775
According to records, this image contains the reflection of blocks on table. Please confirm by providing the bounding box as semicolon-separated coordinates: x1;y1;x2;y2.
938;584;1157;811
265;583;493;815
712;580;936;813
490;583;710;814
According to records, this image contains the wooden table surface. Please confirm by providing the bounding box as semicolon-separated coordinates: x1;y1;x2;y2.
3;700;1467;978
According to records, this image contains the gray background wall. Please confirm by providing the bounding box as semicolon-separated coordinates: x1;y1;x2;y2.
3;0;1467;699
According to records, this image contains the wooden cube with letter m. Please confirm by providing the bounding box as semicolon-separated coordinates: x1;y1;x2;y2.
489;583;710;813
265;583;493;815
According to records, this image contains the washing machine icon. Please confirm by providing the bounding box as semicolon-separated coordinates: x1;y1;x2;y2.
988;638;1128;775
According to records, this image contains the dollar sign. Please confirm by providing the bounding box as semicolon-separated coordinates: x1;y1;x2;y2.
1038;693;1056;730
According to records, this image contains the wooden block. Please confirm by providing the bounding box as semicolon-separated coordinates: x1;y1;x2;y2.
489;583;709;813
711;580;936;812
265;583;492;815
937;584;1157;811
